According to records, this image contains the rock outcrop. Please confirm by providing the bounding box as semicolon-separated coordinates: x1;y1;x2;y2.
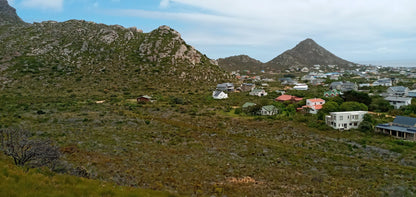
0;0;25;25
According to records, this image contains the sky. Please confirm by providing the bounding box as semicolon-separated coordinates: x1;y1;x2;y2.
7;0;416;66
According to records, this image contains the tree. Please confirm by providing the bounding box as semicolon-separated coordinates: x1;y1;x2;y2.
369;97;393;112
339;101;368;111
0;129;60;168
318;101;339;120
343;91;372;106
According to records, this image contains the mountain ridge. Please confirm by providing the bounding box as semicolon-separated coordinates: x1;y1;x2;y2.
219;38;356;72
0;1;230;97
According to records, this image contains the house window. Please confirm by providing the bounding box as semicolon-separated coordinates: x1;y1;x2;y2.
339;116;343;121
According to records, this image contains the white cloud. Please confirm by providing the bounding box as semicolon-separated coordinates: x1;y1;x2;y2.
20;0;64;11
159;0;170;8
108;0;416;61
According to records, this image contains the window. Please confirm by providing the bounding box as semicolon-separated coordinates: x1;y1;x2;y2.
339;116;343;121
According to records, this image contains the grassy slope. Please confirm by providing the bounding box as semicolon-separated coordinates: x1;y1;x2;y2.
1;91;416;196
0;154;175;197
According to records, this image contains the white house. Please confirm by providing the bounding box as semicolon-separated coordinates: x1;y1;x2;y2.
373;78;392;86
384;97;412;109
249;89;268;97
303;98;326;114
293;83;308;90
212;91;228;99
325;111;368;130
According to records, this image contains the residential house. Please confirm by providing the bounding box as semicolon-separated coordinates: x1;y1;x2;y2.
301;67;309;73
384;97;412;109
240;83;256;92
259;105;278;116
279;78;297;85
329;82;343;90
387;86;409;97
137;95;153;103
216;83;234;92
359;83;371;88
249;89;268;97
324;89;342;97
212;91;228;99
330;81;358;92
301;98;326;114
310;78;325;86
375;116;416;141
293;83;308;90
372;78;392;86
408;90;416;97
301;75;315;81
275;95;303;103
325;111;368;130
341;81;358;92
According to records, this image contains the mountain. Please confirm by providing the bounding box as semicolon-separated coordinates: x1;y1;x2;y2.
0;1;230;98
266;38;355;71
217;55;264;72
0;0;25;25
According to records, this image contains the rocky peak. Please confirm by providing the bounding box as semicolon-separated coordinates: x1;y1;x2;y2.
138;25;202;65
0;0;25;25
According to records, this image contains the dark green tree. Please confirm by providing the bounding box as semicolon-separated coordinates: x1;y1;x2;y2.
343;91;372;106
339;101;368;111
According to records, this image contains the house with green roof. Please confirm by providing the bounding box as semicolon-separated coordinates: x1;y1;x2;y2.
324;89;341;98
242;102;256;108
259;105;278;116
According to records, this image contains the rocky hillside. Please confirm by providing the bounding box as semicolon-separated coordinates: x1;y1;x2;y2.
266;38;355;71
0;1;229;98
0;0;24;25
217;55;264;72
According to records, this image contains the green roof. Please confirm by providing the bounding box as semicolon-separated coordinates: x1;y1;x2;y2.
262;105;277;111
242;102;256;108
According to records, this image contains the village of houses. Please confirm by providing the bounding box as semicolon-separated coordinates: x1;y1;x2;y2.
210;64;416;142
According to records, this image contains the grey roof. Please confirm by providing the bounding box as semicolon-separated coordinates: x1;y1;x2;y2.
375;78;391;83
384;97;412;102
330;82;343;86
213;90;223;97
393;116;416;126
389;86;408;92
251;89;264;93
217;83;227;88
376;124;416;134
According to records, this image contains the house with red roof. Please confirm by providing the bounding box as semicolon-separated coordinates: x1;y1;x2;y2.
299;98;325;114
275;95;303;103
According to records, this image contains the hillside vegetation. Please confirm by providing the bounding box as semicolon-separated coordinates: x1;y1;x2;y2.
0;153;175;197
1;1;416;196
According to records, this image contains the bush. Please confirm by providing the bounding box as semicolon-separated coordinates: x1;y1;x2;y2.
0;129;60;168
234;108;242;115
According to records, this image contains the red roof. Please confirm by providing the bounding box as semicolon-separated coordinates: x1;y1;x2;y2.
276;95;293;101
307;98;325;103
315;105;323;110
275;95;303;102
301;104;323;110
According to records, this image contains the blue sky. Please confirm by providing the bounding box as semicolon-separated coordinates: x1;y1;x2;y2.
7;0;416;66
